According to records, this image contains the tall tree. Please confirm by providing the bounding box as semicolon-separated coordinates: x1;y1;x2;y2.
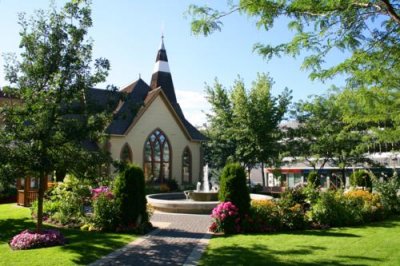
188;0;400;143
248;74;291;186
287;94;365;185
231;78;258;175
203;79;237;168
0;0;114;231
204;74;291;186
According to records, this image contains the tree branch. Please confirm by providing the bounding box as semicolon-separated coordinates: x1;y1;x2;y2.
380;0;400;25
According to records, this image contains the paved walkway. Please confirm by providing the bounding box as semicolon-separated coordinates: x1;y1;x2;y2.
90;212;212;266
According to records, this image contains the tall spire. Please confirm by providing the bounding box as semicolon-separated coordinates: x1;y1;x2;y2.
150;35;177;103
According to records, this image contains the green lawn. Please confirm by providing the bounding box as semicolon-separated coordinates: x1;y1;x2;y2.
201;217;400;266
0;203;137;266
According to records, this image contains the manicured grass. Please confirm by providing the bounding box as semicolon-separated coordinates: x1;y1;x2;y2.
0;203;137;266
201;217;400;266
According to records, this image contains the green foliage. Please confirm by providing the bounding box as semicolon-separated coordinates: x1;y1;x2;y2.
248;200;280;232
219;163;250;215
203;75;291;169
91;193;118;231
188;1;400;144
344;190;385;222
373;175;400;214
114;165;148;229
188;1;400;86
165;179;179;192
276;201;307;230
31;175;91;226
287;95;365;171
0;184;17;202
307;171;319;188
202;80;237;168
307;190;364;227
0;0;115;230
350;170;372;189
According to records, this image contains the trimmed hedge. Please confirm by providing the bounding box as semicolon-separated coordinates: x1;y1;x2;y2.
219;162;250;215
114;164;148;228
307;171;319;188
350;170;372;189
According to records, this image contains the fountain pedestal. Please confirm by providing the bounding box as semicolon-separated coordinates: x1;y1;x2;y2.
189;191;218;201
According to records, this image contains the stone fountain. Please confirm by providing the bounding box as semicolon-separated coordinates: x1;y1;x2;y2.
146;164;272;214
186;164;219;201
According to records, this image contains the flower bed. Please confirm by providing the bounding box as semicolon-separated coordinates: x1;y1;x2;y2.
209;202;241;234
9;229;66;250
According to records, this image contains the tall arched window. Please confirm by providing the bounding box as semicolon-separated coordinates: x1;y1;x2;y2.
182;147;192;184
120;143;132;163
143;129;171;182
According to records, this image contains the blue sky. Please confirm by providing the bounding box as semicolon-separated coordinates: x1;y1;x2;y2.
0;0;347;126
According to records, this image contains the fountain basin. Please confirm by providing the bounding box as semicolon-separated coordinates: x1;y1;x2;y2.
146;192;273;214
186;190;219;201
146;192;218;214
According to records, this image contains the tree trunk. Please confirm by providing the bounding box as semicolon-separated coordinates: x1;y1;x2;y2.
36;172;46;232
341;168;346;188
247;166;251;187
261;162;265;187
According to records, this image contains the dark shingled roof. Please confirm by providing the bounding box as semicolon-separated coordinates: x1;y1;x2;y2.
150;71;177;104
105;79;150;135
86;79;206;141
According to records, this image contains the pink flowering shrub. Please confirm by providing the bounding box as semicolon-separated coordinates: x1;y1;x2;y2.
209;202;241;234
91;186;113;200
9;229;66;250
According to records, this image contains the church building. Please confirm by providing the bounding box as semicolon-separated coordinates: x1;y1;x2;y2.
0;37;206;186
95;37;206;185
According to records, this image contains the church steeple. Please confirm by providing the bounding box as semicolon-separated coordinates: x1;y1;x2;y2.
150;36;177;103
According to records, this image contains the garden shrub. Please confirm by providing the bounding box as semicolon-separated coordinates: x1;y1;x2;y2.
276;200;307;230
373;175;400;214
302;185;320;205
281;187;307;206
307;171;319;188
31;175;91;226
114;164;149;230
219;162;250;215
350;170;372;189
166;179;179;192
209;202;241;234
344;190;385;222
247;200;280;232
91;193;118;231
307;190;363;227
91;186;113;200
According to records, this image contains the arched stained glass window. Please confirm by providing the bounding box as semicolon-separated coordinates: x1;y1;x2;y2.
143;129;171;182
182;147;192;184
120;143;132;163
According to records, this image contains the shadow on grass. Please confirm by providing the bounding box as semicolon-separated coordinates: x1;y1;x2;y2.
200;243;385;266
0;208;136;265
59;228;137;265
217;229;361;239
0;218;36;243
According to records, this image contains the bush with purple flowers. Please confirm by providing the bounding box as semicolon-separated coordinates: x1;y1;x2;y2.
91;186;113;200
9;229;66;250
209;202;241;234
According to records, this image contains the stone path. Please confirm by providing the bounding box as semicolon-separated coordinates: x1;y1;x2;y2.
90;212;212;266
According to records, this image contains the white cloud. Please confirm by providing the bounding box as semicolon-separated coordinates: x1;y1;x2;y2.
176;89;210;127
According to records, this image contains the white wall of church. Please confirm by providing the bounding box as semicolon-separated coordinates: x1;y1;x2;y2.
109;95;201;185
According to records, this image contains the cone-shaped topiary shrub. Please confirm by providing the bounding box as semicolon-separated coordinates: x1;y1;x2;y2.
350;170;372;189
114;164;148;229
307;171;319;188
219;162;250;215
